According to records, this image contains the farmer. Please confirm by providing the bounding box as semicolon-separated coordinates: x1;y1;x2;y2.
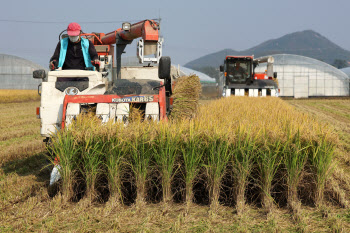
233;62;246;77
49;22;99;70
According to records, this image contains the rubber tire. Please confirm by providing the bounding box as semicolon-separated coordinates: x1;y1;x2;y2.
158;56;171;79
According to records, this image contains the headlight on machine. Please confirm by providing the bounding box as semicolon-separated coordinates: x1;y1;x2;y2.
122;22;131;31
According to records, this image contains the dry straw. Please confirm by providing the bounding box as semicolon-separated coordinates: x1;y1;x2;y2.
171;75;201;120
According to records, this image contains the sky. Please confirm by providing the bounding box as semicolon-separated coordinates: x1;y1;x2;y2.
0;0;349;68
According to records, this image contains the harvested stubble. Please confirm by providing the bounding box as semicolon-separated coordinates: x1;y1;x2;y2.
50;97;338;215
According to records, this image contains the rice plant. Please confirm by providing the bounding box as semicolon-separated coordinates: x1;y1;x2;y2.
152;122;181;204
80;135;105;202
256;138;285;213
203;135;231;213
181;121;205;209
284;130;309;209
232;128;257;215
105;137;125;207
49;130;80;200
310;135;336;207
47;96;338;217
127;123;154;207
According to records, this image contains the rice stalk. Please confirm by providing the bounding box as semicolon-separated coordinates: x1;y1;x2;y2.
232;128;257;215
50;130;80;201
181;121;205;210
81;135;105;203
127;123;154;207
153;122;181;204
256;139;285;213
310;136;335;207
284;130;309;208
105;137;125;207
204;136;231;213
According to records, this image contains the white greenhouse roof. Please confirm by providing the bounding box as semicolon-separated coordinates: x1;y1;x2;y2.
340;67;350;77
258;54;349;81
255;54;349;97
0;54;45;90
177;65;216;83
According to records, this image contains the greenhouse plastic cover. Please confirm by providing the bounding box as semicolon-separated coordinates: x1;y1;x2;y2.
0;54;46;90
255;54;349;97
340;67;350;77
176;65;216;83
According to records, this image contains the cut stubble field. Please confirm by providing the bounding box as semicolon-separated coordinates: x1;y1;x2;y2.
0;91;350;232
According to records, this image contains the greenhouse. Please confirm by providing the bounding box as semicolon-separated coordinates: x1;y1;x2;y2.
176;65;216;84
0;54;45;90
340;67;350;78
255;54;350;98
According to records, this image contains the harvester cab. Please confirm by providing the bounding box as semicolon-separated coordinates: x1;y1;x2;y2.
33;20;173;142
219;56;279;97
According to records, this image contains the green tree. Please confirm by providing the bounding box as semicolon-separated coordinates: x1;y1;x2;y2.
332;59;349;69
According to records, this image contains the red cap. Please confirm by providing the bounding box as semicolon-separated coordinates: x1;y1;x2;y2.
67;22;81;36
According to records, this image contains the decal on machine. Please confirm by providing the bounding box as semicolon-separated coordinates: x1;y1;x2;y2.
112;96;154;103
64;87;79;95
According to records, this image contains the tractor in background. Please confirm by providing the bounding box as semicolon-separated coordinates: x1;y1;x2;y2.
219;56;279;97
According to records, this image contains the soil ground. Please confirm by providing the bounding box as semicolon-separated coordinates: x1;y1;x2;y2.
0;96;349;232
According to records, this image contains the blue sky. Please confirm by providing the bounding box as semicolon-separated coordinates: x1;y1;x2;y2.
0;0;349;67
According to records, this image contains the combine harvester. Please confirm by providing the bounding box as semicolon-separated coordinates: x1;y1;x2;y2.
219;56;279;97
33;20;176;193
34;19;173;139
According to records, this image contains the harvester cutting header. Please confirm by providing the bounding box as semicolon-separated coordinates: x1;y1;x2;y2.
34;19;173;143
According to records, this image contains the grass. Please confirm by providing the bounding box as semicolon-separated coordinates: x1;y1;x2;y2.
1;91;350;232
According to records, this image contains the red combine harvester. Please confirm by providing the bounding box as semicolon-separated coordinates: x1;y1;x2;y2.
219;55;279;97
32;20;173;193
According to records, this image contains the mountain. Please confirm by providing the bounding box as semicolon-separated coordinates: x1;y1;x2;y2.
185;30;350;69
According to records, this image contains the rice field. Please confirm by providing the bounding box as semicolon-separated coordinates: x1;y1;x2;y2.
50;97;339;214
1;90;350;232
0;89;40;103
